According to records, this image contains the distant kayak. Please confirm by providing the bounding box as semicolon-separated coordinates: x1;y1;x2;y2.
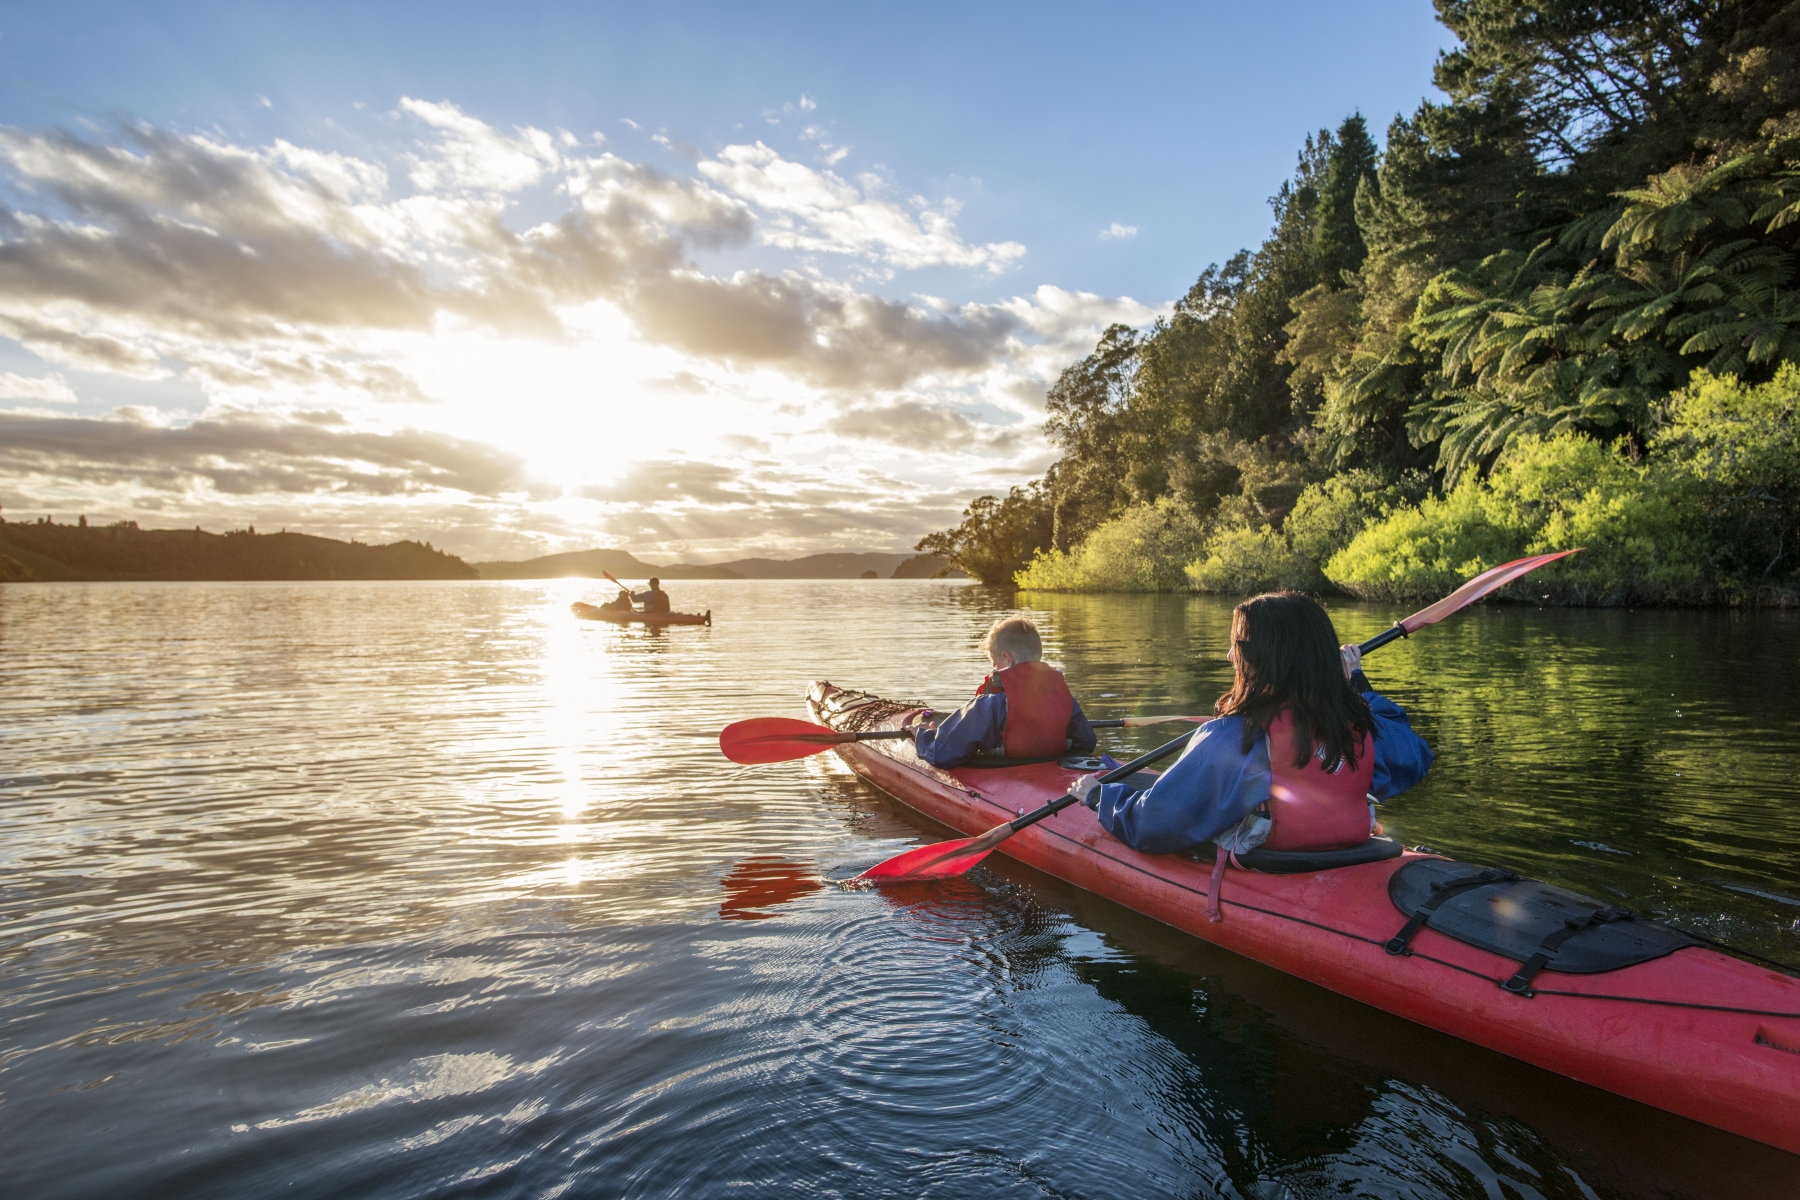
808;680;1800;1153
571;601;711;626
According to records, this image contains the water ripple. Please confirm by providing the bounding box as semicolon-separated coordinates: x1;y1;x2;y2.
0;580;1795;1199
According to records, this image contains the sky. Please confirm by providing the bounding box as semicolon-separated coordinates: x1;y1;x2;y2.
0;1;1456;562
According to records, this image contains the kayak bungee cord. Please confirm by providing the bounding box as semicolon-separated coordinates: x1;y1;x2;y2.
1053;817;1800;1019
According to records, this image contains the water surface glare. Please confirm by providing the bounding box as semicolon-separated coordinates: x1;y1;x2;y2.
2;579;1797;1198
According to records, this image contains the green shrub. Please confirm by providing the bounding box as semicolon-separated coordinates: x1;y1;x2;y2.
1323;478;1514;602
1184;526;1314;594
1653;366;1800;596
1326;433;1712;604
1015;498;1207;592
1285;469;1426;567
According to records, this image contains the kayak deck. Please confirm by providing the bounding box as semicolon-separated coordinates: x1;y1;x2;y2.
571;601;711;626
807;680;1800;1154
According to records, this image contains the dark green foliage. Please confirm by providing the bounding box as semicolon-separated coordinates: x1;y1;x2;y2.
1314;114;1381;284
0;520;478;581
914;482;1054;585
921;0;1800;603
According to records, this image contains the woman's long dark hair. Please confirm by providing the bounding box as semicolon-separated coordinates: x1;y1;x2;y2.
1215;592;1371;770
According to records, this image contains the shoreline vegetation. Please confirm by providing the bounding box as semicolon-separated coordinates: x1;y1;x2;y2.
918;3;1800;607
0;519;479;582
0;518;960;583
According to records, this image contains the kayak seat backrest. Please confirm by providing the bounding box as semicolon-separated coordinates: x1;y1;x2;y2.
1233;837;1403;874
1387;858;1696;975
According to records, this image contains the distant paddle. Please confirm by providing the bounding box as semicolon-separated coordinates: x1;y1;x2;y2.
718;713;1208;766
857;548;1583;882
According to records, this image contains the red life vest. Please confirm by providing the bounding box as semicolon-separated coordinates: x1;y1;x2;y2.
645;589;671;615
1261;710;1374;851
979;661;1075;758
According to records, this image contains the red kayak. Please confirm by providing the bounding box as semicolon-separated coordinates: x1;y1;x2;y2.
807;681;1800;1154
571;601;710;626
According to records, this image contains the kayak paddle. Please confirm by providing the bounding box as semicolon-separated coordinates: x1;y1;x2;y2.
722;717;917;765
1355;548;1583;653
856;547;1583;882
718;713;1208;766
857;730;1198;880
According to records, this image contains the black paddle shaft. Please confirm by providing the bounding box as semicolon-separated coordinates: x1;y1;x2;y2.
1358;623;1408;655
1005;730;1198;835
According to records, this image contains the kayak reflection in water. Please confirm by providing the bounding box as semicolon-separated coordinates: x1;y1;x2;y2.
718;857;822;920
630;576;672;615
1072;591;1433;857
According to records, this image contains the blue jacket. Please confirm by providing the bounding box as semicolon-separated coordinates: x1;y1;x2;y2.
914;691;1097;768
1092;670;1432;855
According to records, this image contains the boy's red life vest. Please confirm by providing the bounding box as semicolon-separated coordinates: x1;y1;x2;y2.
977;661;1075;758
644;589;671;615
1260;710;1374;851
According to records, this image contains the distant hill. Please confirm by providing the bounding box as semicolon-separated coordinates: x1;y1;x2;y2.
474;548;742;581
474;548;968;580
0;519;477;582
891;554;961;579
692;552;910;579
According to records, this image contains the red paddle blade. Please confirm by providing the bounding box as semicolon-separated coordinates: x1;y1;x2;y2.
857;834;997;881
1399;548;1583;634
719;717;851;764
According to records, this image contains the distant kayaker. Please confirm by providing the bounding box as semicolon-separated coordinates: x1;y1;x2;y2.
913;616;1097;767
1074;591;1432;858
631;577;672;615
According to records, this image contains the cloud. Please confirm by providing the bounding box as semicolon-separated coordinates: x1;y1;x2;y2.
399;98;560;194
0;409;535;497
0;100;1166;559
1100;222;1138;241
0;118;1041;397
184;350;431;404
630;272;1021;389
827;401;1022;452
647;371;709;393
577;456;971;556
0;371;77;404
579;459;747;506
0;315;168;377
699;142;1024;272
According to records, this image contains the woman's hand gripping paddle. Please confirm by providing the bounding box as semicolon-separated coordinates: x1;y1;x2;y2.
856;547;1583;882
717;713;1209;766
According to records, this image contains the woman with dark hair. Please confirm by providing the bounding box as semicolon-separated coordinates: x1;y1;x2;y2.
1073;591;1432;869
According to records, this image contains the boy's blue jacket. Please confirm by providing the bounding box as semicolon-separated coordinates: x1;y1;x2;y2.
914;692;1097;767
1092;670;1432;855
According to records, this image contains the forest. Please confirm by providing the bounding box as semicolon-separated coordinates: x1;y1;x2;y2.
0;517;478;582
917;0;1800;605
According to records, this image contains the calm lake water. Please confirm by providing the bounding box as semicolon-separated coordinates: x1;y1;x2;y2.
2;579;1797;1199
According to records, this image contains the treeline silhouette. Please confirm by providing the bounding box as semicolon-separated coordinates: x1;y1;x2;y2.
0;516;477;582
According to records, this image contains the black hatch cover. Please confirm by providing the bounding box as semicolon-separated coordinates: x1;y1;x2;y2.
1388;858;1695;975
